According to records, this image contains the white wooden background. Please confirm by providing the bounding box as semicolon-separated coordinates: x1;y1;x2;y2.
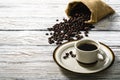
0;0;120;80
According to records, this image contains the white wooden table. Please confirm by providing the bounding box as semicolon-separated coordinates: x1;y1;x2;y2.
0;0;120;80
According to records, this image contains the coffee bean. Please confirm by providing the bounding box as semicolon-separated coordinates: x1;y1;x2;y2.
63;18;67;22
63;56;67;59
48;37;54;44
90;25;95;28
47;28;53;31
56;19;59;21
84;27;89;30
76;35;83;40
85;34;88;37
69;51;73;55
66;53;69;56
69;51;76;58
46;33;49;35
71;54;76;58
56;41;62;45
50;33;52;35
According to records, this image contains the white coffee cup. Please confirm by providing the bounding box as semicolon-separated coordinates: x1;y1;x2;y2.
74;38;106;64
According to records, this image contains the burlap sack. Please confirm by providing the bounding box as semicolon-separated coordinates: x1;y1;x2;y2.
66;0;115;24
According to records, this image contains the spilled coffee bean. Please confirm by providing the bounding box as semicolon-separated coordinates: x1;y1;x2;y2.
45;33;49;35
63;56;67;59
71;54;76;58
63;51;76;59
65;53;69;56
69;51;73;55
56;19;59;22
46;13;95;45
50;33;52;35
69;51;76;58
63;53;69;59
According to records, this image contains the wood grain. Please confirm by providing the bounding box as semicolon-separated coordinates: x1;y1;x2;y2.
0;45;118;80
0;0;119;80
0;31;119;46
0;0;119;30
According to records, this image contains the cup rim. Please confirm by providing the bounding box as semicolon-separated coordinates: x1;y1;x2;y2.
75;38;100;52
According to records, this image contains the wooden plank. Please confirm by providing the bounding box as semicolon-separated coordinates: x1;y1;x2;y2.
0;13;120;30
0;0;119;30
0;0;69;4
0;0;68;17
0;0;119;5
0;31;119;46
0;3;119;18
1;15;120;30
0;45;118;79
103;0;120;5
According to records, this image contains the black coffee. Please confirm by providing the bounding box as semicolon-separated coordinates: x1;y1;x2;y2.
78;43;97;51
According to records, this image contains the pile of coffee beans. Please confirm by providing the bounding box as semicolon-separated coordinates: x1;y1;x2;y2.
46;13;95;45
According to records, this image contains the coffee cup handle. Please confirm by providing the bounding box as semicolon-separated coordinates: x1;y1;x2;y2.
98;49;106;61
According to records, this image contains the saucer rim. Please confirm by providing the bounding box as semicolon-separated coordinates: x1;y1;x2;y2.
53;41;115;74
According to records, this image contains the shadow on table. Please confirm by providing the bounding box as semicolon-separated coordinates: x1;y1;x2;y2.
59;62;115;80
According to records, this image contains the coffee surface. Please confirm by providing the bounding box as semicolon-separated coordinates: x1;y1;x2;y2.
78;43;97;51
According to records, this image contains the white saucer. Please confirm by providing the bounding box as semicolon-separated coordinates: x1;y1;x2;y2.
53;41;115;74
